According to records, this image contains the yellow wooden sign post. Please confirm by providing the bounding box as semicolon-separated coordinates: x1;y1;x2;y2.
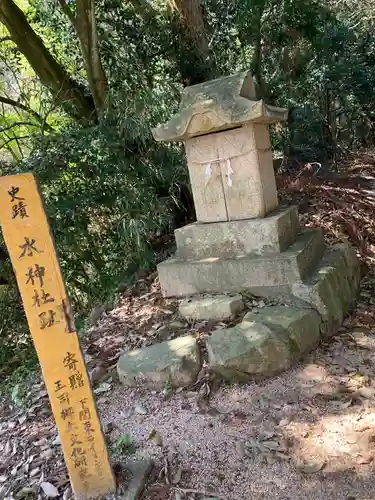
0;173;116;499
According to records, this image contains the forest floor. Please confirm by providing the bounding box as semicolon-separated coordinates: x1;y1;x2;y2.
2;153;375;500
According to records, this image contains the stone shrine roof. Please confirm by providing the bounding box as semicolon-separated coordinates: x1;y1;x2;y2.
152;71;288;142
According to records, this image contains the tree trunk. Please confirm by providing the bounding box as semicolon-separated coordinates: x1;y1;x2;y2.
170;0;215;85
251;2;266;99
74;0;108;112
0;0;96;121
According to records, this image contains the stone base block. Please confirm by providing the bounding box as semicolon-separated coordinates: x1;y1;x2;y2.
117;335;200;389
175;206;299;258
291;242;360;336
207;306;321;381
179;294;244;321
158;229;325;298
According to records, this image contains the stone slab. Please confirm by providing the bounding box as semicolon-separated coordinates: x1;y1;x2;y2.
175;206;300;258
179;294;244;321
122;459;152;500
158;228;325;298
291;242;360;336
207;306;321;381
117;335;201;389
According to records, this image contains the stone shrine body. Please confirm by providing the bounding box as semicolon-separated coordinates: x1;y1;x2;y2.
116;70;360;385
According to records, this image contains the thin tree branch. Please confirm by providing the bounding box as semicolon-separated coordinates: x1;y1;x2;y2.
0;135;30;149
0;96;54;131
0;121;39;133
56;0;76;26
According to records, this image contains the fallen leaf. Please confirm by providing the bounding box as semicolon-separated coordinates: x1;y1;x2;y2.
30;467;41;478
63;487;72;500
265;453;277;465
120;408;133;419
358;387;375;399
153;431;163;447
41;449;53;460
40;482;59;498
134;404;147;415
262;440;280;450
356;454;374;465
18;415;27;425
235;441;247;459
172;466;182;484
93;382;112;395
52;435;61;446
15;487;36;499
0;475;7;483
34;438;49;447
4;440;11;455
299;460;326;474
89;366;107;384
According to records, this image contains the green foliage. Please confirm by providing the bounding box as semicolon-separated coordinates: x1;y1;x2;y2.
115;434;136;455
0;285;36;377
24;88;185;315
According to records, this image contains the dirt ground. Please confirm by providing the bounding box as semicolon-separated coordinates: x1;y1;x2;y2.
2;153;375;500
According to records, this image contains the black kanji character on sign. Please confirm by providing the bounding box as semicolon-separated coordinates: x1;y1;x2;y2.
79;406;91;422
83;420;94;440
54;380;66;392
38;310;57;330
57;392;70;405
79;398;91;421
63;352;78;372
32;289;55;308
79;468;89;481
61;407;74;420
73;456;87;468
71;434;82;446
69;372;84;390
8;186;24;202
26;264;45;287
12;201;28;220
19;237;42;258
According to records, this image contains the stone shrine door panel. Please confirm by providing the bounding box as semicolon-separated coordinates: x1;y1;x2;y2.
185;134;228;223
185;124;279;223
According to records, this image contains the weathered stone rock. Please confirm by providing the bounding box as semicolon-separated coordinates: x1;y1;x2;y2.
179;294;244;321
122;459;152;500
117;335;201;389
175;206;299;258
207;306;321;381
158;229;325;298
292;242;360;336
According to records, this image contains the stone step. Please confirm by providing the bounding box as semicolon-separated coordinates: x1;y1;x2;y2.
158;228;325;298
175;206;299;259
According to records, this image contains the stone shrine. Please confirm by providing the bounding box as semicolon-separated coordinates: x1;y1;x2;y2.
153;71;325;299
117;71;360;386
